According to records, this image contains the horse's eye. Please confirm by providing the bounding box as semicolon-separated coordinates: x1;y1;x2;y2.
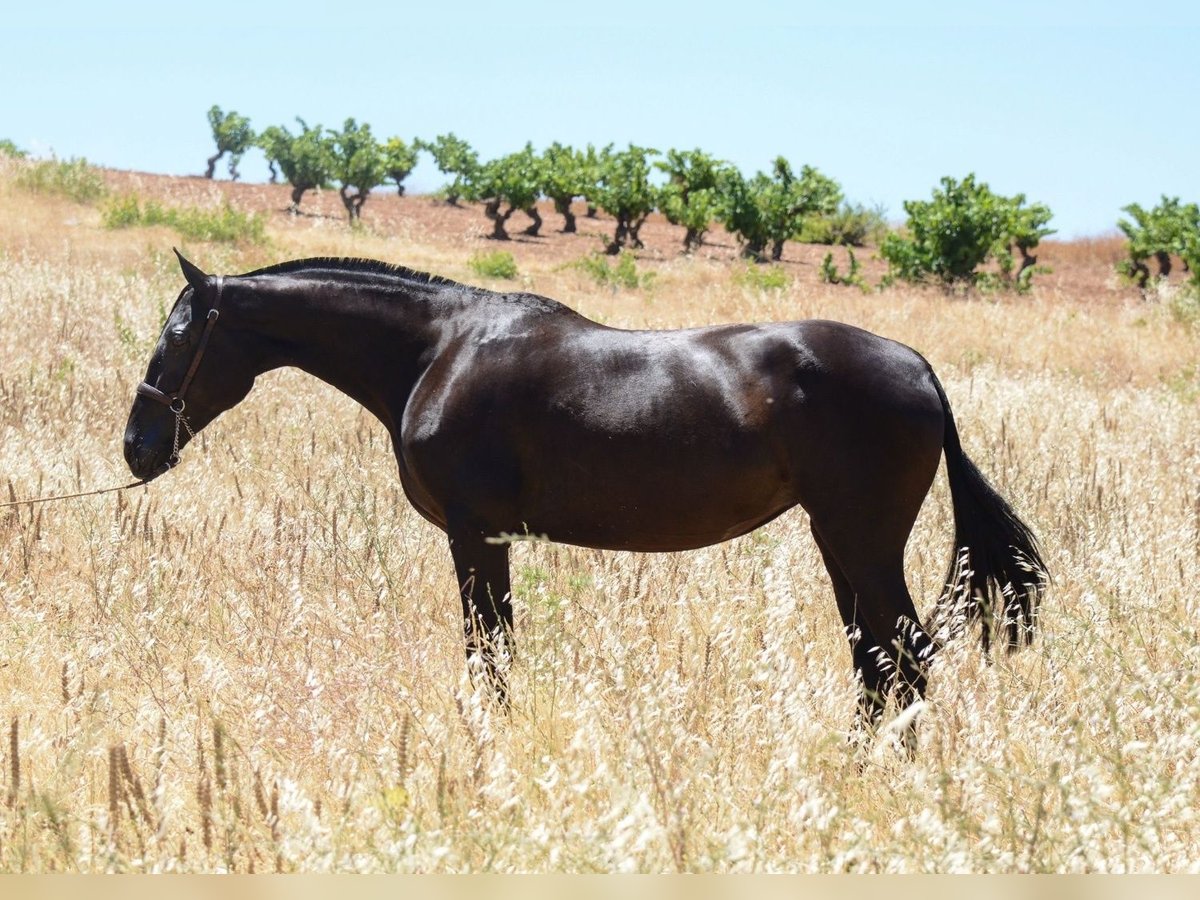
168;330;189;347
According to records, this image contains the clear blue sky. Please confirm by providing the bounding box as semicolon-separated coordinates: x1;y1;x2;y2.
4;1;1198;237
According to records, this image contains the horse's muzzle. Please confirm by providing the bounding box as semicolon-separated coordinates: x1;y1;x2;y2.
123;421;173;481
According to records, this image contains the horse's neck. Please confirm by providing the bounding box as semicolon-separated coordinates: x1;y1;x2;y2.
243;278;450;432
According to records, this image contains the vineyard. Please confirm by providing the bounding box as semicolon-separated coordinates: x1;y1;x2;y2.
0;139;1199;873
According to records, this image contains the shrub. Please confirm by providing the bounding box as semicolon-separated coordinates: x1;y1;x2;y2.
465;144;544;240
0;139;27;159
880;174;1054;290
468;250;518;280
417;133;480;206
591;144;660;255
258;119;334;213
572;251;654;290
169;202;267;244
102;194;143;228
656;149;728;253
205;106;255;180
540;142;590;233
578;143;608;219
732;262;790;292
798;202;888;247
1186;228;1200;291
382;137;419;196
328;118;386;223
716;158;842;261
715;169;771;261
1000;198;1056;290
819;249;869;292
15;157;107;204
1117;196;1200;290
1167;284;1200;328
102;194;266;244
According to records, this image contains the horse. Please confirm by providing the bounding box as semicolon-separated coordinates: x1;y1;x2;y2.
124;251;1047;739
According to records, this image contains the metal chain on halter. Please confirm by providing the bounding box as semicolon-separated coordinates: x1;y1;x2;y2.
169;401;197;467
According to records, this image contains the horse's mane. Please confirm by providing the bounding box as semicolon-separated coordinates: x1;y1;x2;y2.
240;255;570;315
243;257;463;289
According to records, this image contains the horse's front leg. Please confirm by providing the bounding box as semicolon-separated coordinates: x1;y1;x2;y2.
447;528;513;701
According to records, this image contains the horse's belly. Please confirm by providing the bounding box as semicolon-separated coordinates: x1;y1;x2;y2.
515;450;797;552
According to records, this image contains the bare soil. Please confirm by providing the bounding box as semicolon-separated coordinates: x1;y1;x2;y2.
96;168;1139;304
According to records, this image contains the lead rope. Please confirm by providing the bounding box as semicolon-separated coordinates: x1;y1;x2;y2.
1;479;150;509
2;409;194;507
0;419;189;509
1;409;195;508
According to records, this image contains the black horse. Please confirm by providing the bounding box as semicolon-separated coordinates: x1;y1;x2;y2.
125;252;1046;736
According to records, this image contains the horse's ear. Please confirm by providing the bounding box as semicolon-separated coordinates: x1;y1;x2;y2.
174;248;209;290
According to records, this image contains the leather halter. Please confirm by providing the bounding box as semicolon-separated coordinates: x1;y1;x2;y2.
136;276;224;414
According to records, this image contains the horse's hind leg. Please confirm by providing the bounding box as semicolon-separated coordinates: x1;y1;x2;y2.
812;520;936;750
447;527;513;701
804;428;941;748
810;523;889;736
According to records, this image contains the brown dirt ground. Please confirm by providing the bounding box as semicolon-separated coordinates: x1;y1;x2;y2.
95;168;1142;306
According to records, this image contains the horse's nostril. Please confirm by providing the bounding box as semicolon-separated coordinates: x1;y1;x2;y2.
123;433;158;478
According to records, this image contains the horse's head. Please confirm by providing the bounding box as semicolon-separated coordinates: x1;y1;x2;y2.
123;251;256;480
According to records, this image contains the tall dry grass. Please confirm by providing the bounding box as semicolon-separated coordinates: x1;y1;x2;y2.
1;159;1199;872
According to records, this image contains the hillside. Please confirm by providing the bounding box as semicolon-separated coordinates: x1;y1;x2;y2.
8;162;1137;299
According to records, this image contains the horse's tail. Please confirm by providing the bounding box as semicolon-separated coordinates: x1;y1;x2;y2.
928;371;1048;654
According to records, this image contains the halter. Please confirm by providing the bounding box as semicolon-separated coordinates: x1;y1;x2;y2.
135;276;224;467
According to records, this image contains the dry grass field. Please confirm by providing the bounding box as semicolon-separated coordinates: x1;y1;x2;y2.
1;158;1199;873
